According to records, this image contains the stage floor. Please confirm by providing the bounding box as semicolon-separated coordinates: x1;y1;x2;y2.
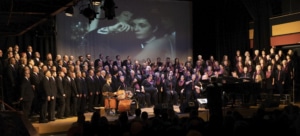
33;105;190;135
32;102;299;136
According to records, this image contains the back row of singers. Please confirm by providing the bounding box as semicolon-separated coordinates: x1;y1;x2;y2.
234;63;289;97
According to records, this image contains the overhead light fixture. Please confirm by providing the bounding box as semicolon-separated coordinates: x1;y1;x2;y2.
80;4;97;23
101;0;117;20
92;0;101;6
65;6;74;17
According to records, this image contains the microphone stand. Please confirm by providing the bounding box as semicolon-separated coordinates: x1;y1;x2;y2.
107;96;112;115
0;76;5;111
292;68;295;104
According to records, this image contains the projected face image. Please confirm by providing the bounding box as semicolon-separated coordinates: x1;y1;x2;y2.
132;18;153;40
116;11;133;22
57;0;192;62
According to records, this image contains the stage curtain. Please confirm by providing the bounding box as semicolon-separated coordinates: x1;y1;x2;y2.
215;0;251;62
192;0;251;63
0;19;57;61
242;0;272;51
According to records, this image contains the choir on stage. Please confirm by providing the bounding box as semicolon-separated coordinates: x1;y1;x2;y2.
0;45;296;123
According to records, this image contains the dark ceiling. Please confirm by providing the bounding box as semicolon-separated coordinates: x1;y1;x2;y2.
0;0;74;36
0;0;294;37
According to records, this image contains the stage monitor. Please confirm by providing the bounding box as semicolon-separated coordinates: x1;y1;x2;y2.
56;0;193;62
197;98;208;105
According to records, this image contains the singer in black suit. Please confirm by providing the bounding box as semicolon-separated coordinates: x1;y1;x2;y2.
274;64;286;96
5;57;18;107
80;72;88;112
29;66;42;116
56;70;66;119
75;71;85;112
184;73;198;101
48;71;57;121
63;72;72;117
39;70;51;123
93;70;101;107
86;69;95;112
98;70;107;106
20;70;34;118
165;72;178;104
70;72;78;116
141;74;158;107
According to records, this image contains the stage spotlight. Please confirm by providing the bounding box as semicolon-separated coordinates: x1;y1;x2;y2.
65;6;74;17
92;0;102;6
80;4;97;23
101;0;117;20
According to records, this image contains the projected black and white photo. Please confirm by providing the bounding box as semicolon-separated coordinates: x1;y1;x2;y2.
56;0;192;62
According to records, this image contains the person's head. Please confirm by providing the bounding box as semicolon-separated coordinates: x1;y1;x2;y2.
28;59;35;66
7;51;13;58
9;57;16;65
287;49;293;55
286;55;291;61
106;74;112;84
25;70;30;78
277;64;282;70
77;111;85;124
180;74;185;81
35;51;40;58
33;66;39;73
100;69;106;76
131;10;161;40
58;70;65;78
191;73;196;80
275;54;280;61
119;75;125;82
267;65;272;71
255;64;262;71
45;70;51;78
210;76;217;83
141;111;148;120
116;10;133;22
270;47;275;54
13;44;19;52
135;108;142;117
254;49;259;55
52;71;57;77
243;66;248;73
261;50;266;55
236;50;240;55
146;74;153;81
88;69;94;76
95;70;101;76
76;71;82;78
46;53;52;60
86;54;91;60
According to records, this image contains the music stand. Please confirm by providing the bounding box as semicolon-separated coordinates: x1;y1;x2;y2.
0;76;5;111
197;98;207;108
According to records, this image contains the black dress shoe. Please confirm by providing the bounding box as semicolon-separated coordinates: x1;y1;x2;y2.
49;118;56;121
57;116;66;119
88;109;95;112
39;120;48;123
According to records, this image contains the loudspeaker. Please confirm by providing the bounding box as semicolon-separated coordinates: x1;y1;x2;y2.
179;100;199;113
129;99;138;114
261;98;280;108
153;103;174;115
0;111;38;136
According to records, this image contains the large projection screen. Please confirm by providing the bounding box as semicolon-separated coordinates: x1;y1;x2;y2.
56;0;192;62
